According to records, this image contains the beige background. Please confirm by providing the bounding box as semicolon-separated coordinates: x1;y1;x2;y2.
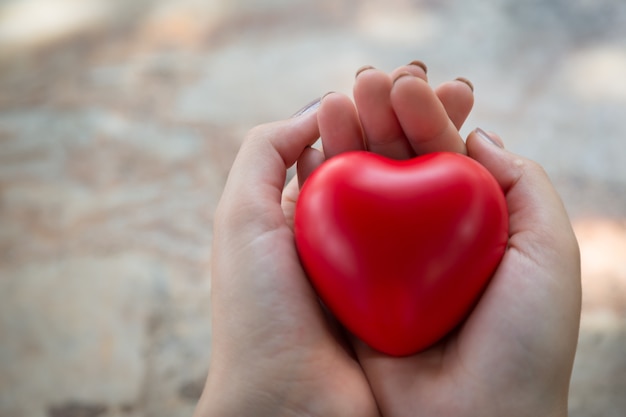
1;0;625;416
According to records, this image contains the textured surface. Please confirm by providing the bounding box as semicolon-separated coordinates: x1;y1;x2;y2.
0;0;625;416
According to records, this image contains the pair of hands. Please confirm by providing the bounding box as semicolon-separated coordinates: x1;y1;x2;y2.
195;63;582;417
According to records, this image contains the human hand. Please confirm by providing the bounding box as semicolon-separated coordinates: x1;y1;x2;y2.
306;65;581;417
357;129;581;417
193;108;379;417
195;62;477;417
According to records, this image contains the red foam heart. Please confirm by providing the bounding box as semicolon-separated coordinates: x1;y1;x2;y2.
294;151;508;356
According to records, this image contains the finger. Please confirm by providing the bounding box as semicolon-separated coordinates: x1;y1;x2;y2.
435;78;475;131
319;92;365;159
391;74;466;155
388;60;429;82
281;175;301;230
216;109;320;232
296;146;325;188
467;129;576;249
467;128;580;287
353;63;428;160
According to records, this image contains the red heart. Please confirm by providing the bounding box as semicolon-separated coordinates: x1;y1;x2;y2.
294;151;508;356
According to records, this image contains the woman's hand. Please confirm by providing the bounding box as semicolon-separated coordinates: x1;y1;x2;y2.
306;66;581;417
196;62;476;416
194;108;381;417
355;128;581;417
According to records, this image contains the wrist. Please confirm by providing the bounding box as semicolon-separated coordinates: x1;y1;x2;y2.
194;361;371;417
194;364;324;417
194;373;282;417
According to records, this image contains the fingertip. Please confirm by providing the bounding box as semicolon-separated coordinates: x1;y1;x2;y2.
466;128;515;189
218;112;321;231
408;60;428;74
318;92;365;159
454;77;474;92
467;129;580;286
435;80;475;130
391;76;466;155
354;66;392;97
392;71;415;86
466;128;505;156
291;97;322;118
241;110;320;169
389;61;429;82
353;68;414;159
355;65;376;79
474;128;504;148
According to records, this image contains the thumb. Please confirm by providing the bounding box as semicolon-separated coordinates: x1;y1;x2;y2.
216;105;320;236
466;128;579;265
466;127;581;360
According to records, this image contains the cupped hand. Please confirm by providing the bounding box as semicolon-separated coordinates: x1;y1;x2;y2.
300;65;581;417
354;129;581;417
194;60;577;417
195;110;380;417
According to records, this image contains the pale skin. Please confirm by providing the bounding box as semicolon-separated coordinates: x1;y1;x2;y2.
195;62;582;417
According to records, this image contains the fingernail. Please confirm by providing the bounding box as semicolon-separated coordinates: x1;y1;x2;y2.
475;127;503;148
292;97;321;118
355;65;376;78
408;60;428;74
393;71;414;85
455;77;474;92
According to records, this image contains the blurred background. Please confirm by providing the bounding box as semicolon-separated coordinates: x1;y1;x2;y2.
0;0;624;416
